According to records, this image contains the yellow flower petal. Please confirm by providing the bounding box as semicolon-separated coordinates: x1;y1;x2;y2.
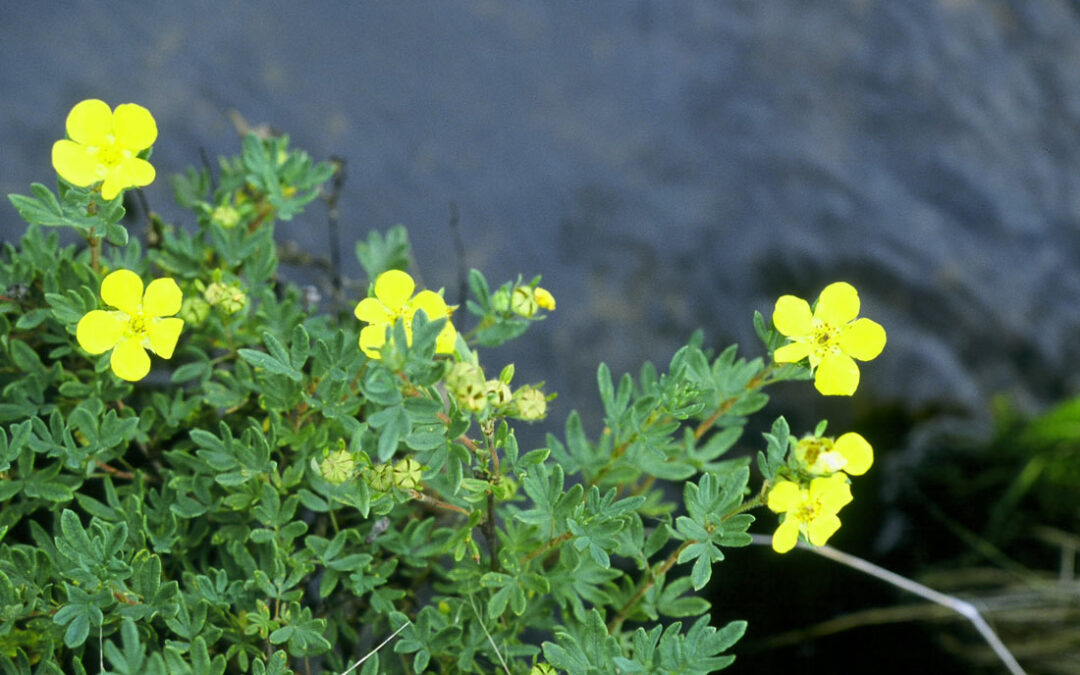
837;318;886;361
435;321;457;355
65;99;112;146
359;324;388;359
354;297;395;324
410;289;449;321
147;317;184;359
767;481;802;513
772;295;812;337
772;518;800;553
142;278;182;318
806;512;841;546
112;103;157;150
110;337;151;381
373;270;415;310
814;352;860;396
834;432;873;476
52;139;103;187
100;269;144;315
104;157;155;199
813;282;860;326
812;474;853;513
534;287;555;311
773;341;812;364
76;310;125;354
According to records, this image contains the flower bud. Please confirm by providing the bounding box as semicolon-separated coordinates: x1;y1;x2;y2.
204;281;247;315
319;449;356;485
492;288;510;313
513;386;547;421
447;362;488;413
211;204;241;229
510;286;538;317
530;664;557;675
393;457;423;490
179;297;211;325
365;463;394;492
486;379;512;407
534;286;555;311
491;475;518;501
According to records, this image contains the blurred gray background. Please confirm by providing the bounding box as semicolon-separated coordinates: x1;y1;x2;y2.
3;1;1079;668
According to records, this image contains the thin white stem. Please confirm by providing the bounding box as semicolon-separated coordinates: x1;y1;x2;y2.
749;534;1025;675
339;622;408;675
468;593;512;675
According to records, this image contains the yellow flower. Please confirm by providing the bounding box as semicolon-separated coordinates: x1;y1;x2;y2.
767;474;853;553
76;269;184;382
354;270;456;358
772;282;886;396
51;99;157;201
794;432;873;477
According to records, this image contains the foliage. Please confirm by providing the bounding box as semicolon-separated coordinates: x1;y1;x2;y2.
0;103;881;674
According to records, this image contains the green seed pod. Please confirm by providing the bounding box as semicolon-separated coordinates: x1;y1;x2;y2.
319;449;356;485
486;380;512;407
392;457;423;490
491;475;518;501
365;463;394;492
510;286;538;317
513;386;547;421
447;362;488;413
211;204;241;229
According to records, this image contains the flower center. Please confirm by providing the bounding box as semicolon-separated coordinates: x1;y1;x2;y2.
126;311;149;338
812;319;838;349
91;134;133;171
795;499;823;524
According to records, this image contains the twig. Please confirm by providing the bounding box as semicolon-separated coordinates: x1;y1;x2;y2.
408;489;470;516
325;156;346;302
339;622;408;675
135;187;153;240
199;146;217;193
467;593;512;675
747;534;1026;675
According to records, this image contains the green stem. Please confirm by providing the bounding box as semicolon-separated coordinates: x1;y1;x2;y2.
608;492;768;633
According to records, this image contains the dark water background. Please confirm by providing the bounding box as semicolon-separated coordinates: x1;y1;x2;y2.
4;2;1079;672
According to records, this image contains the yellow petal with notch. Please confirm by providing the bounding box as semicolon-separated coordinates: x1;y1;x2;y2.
147;317;184;359
838;318;886;361
814;282;860;326
110;337;151;381
834;432;873;476
52;140;102;186
373;270;415;310
100;269;143;315
772;295;812;337
65;99;112;146
112;103;157;150
76;310;125;354
814;352;860;396
143;278;182;318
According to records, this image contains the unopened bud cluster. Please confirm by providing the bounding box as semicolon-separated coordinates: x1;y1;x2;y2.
445;361;547;421
363;457;424;492
492;284;555;318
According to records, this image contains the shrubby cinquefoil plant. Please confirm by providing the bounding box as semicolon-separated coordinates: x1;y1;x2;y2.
0;100;887;674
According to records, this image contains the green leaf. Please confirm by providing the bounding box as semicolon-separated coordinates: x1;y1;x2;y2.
238;348;302;382
356;225;412;280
